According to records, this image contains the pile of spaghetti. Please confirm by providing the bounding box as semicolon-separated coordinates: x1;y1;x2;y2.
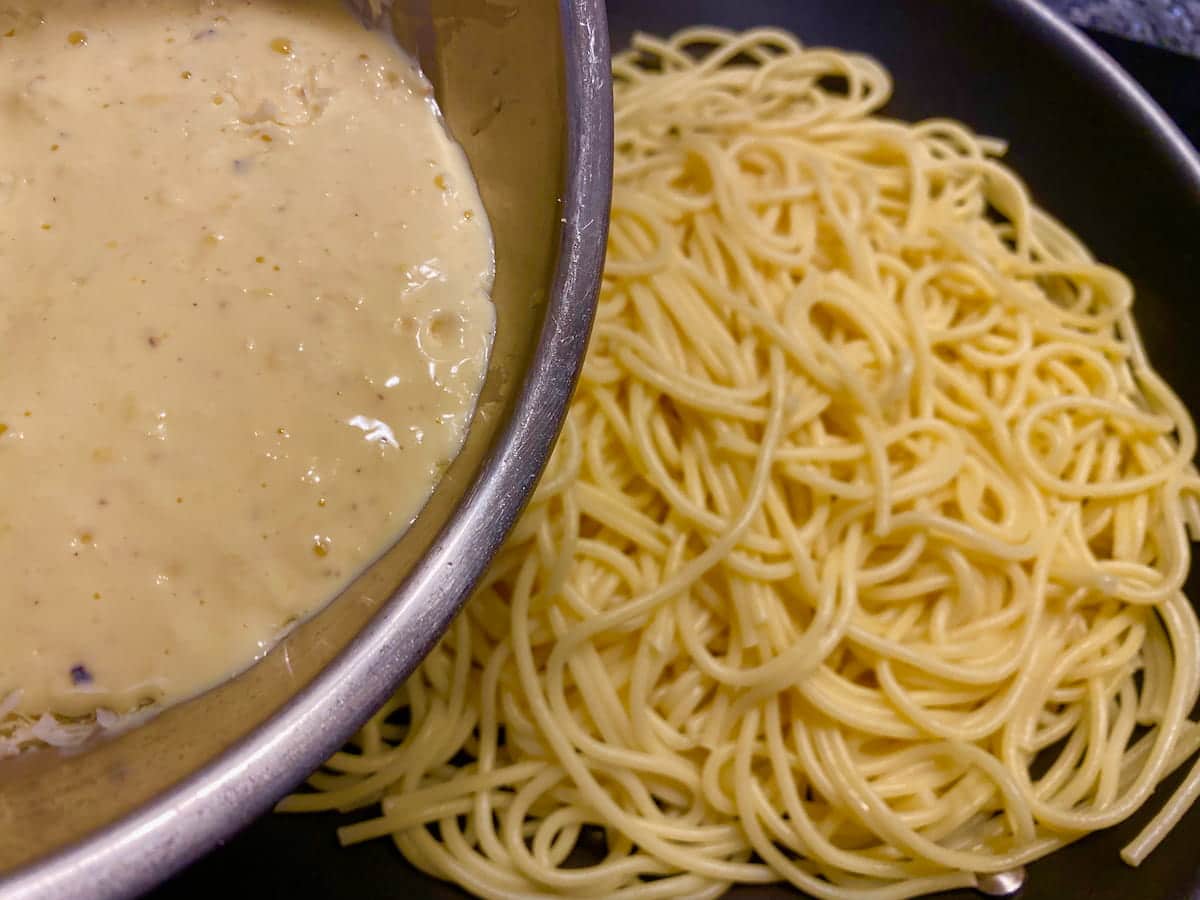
282;28;1200;899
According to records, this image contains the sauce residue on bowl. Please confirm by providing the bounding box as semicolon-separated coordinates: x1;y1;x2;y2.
0;0;495;732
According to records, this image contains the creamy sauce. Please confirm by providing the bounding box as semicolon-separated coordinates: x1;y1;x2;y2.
0;0;495;723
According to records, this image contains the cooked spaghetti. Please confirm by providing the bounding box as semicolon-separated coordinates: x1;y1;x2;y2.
281;27;1200;899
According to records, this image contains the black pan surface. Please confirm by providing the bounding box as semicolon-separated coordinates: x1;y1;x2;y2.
153;3;1200;898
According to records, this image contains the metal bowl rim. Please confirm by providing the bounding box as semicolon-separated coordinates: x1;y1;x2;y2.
0;1;612;897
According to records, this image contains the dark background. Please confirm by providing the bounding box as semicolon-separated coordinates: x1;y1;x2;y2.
1045;0;1200;58
151;12;1200;900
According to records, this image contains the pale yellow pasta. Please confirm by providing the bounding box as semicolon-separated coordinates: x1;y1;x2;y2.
281;27;1200;900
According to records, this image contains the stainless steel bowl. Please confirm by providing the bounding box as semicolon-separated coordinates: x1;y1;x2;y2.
0;2;612;897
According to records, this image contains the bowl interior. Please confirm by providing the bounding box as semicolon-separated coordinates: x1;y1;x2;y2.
0;0;567;875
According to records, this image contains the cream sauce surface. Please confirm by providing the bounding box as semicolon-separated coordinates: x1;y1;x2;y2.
0;0;495;720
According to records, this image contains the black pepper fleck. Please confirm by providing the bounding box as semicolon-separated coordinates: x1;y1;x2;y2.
69;664;93;685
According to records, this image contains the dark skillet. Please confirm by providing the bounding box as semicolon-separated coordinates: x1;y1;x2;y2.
156;3;1200;898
